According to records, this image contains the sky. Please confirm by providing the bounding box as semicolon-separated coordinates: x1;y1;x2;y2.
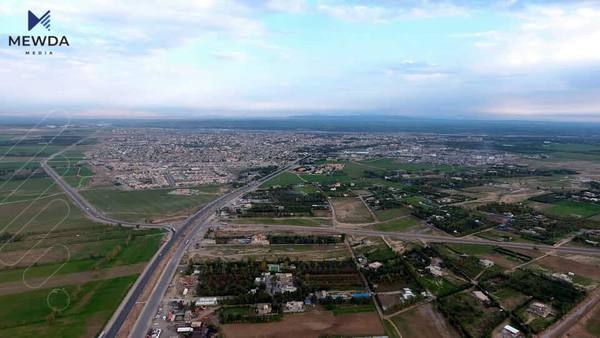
1;0;600;120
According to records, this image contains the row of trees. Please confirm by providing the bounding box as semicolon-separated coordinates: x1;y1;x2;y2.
267;235;343;245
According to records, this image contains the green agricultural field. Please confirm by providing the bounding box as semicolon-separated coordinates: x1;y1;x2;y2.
403;196;431;207
0;194;102;233
0;161;41;170
437;291;506;338
417;275;463;297
64;176;93;189
260;171;304;188
299;172;354;185
383;319;401;338
294;184;319;194
81;185;223;222
343;161;382;178
0;178;61;202
0;275;138;338
374;207;411;221
586;309;600;337
373;217;421;232
49;162;94;189
221;305;253;317
232;217;331;226
0;130;161;338
0;231;162;283
325;303;375;316
0;145;66;158
545;200;600;218
489;286;529;311
360;158;462;173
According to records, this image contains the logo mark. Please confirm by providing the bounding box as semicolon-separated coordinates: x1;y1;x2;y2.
28;10;51;31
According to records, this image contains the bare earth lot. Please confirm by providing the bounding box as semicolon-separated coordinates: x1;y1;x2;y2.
391;303;460;338
190;244;350;261
330;197;374;224
537;254;600;281
222;309;384;338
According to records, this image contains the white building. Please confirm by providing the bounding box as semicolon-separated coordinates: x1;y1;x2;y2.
195;297;218;306
473;291;489;303
284;301;305;313
368;262;383;270
501;324;521;337
402;288;415;300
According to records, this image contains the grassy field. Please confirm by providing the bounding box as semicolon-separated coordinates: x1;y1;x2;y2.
297;160;406;189
361;158;461;173
417;275;463;297
383;319;401;338
0;275;138;338
0;135;164;338
81;185;223;222
0;193;103;233
0;231;161;283
299;172;355;185
221;305;253;317
374;207;411;221
260;172;304;188
326;303;375;316
586;307;600;337
545;200;600;218
0;145;67;158
489;286;529;311
0;178;62;202
49;160;94;189
294;184;319;194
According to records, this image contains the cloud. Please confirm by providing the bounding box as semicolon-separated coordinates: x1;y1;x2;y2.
266;0;307;13
316;1;469;23
475;5;600;67
1;0;600;120
211;51;248;62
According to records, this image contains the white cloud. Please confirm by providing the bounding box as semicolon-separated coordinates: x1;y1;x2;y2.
267;0;307;13
484;95;600;118
475;5;600;67
316;2;468;23
211;51;248;62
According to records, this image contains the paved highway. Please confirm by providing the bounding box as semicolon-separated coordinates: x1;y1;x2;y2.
541;288;600;338
41;159;164;229
45;152;600;337
108;161;302;338
237;224;600;255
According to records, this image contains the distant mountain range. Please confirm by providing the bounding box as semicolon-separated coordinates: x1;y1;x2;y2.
2;114;600;136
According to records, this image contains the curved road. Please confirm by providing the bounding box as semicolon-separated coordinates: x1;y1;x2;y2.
43;156;600;337
104;161;302;338
43;152;302;338
41;160;165;229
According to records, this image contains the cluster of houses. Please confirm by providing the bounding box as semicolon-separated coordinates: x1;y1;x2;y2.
528;301;552;318
293;163;345;175
158;300;215;338
254;272;298;294
573;190;600;203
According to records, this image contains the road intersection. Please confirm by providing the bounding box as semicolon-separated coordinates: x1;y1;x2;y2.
43;159;600;338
